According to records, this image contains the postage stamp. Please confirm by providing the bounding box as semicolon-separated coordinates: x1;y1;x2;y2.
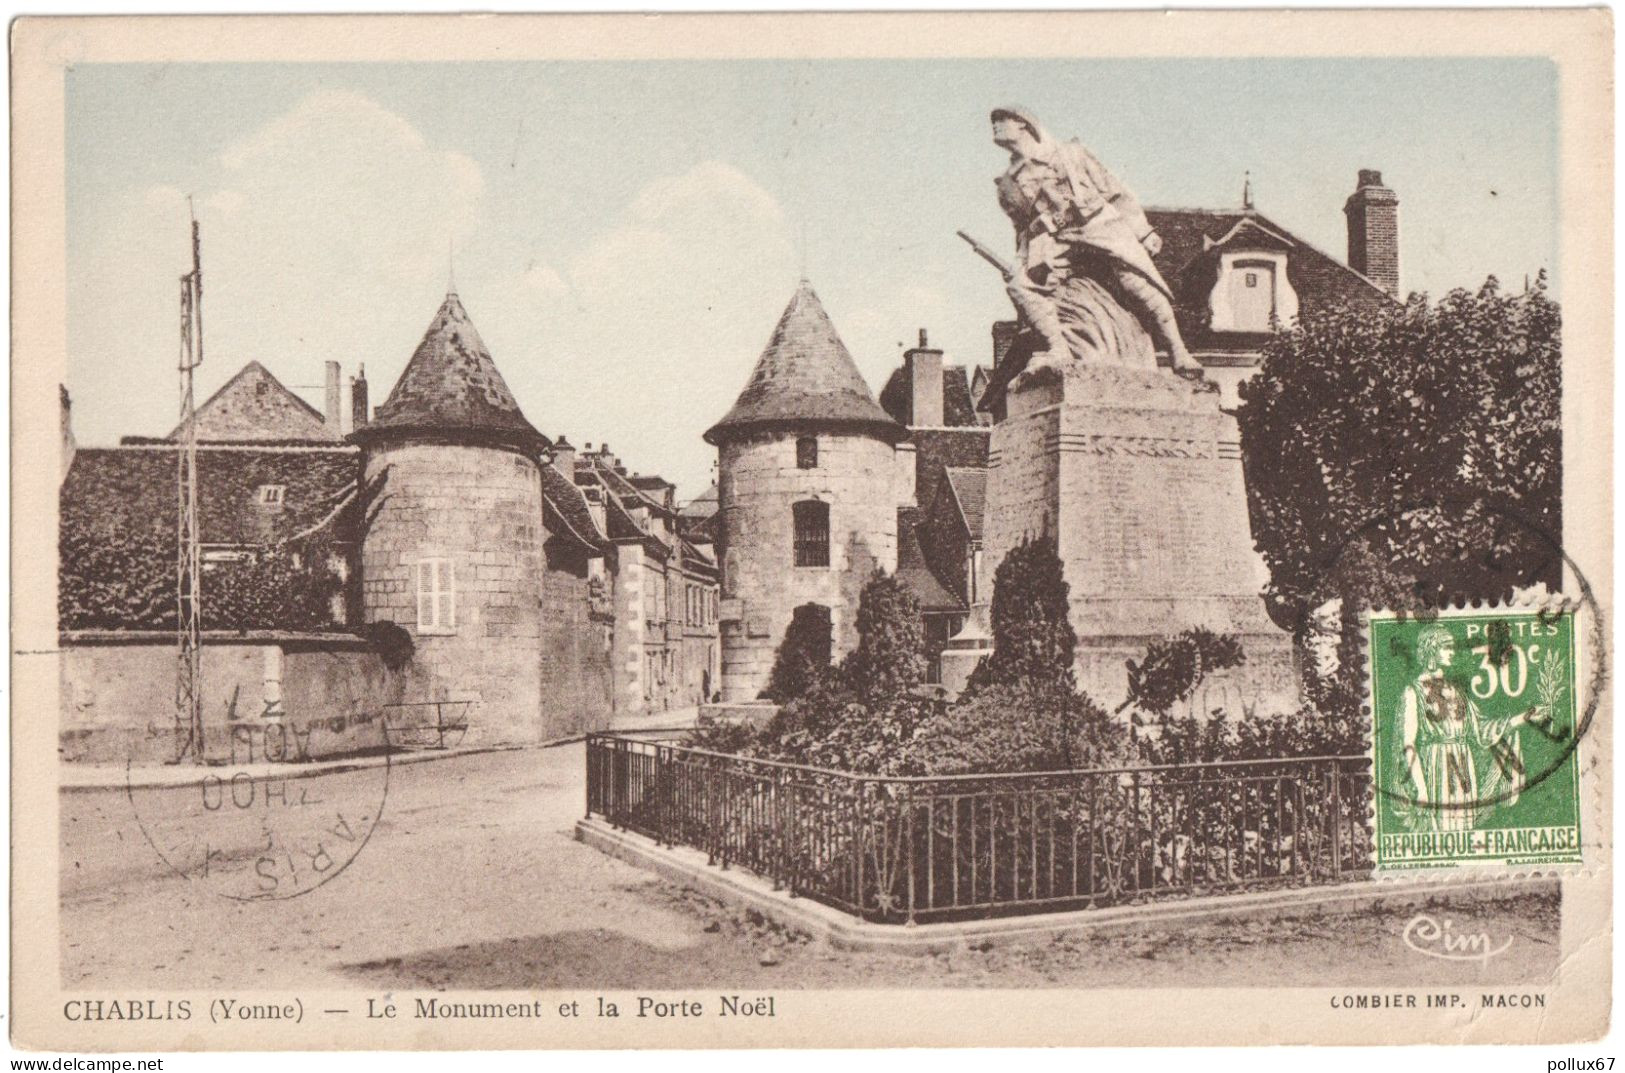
1367;605;1583;871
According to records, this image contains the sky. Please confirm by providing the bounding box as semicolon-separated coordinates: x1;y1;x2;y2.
66;57;1558;497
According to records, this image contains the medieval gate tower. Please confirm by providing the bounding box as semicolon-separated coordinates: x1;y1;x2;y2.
352;289;552;743
707;282;905;703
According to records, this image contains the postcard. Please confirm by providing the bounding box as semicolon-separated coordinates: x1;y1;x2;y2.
10;10;1613;1050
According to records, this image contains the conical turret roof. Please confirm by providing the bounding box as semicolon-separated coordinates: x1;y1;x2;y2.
705;282;903;445
355;290;546;450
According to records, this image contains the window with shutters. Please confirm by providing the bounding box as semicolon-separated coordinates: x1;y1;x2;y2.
796;436;818;469
415;557;456;634
792;500;830;568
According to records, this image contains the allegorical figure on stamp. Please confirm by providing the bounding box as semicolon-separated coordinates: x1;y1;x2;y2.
1399;623;1535;832
986;105;1204;379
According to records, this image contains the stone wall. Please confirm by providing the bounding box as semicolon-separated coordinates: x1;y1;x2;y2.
59;634;399;764
540;538;615;736
984;362;1299;715
360;441;546;745
717;429;897;702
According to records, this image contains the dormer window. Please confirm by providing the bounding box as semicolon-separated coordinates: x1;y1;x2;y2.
1209;251;1298;334
257;484;286;508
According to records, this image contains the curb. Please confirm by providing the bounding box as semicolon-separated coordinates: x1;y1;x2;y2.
575;817;1558;956
62;741;536;792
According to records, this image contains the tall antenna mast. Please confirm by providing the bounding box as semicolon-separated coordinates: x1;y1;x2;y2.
173;203;205;763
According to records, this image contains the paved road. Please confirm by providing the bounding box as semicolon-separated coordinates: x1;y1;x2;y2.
59;745;1561;990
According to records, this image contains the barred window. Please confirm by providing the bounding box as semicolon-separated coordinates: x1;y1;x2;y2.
796;436;818;469
792;500;830;568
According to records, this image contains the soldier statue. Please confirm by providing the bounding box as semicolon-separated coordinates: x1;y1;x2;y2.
985;105;1204;380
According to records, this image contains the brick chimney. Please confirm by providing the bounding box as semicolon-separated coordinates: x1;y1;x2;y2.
905;329;943;427
324;360;342;429
991;320;1019;368
350;364;369;430
1344;169;1400;297
552;435;576;479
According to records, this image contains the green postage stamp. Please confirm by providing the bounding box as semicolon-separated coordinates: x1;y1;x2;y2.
1367;605;1583;871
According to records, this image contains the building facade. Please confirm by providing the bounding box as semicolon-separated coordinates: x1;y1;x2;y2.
58;287;718;761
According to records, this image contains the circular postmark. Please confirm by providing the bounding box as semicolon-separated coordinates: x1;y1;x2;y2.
1306;498;1605;830
127;706;391;901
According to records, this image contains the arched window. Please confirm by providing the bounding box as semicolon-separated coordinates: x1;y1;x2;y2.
796;435;818;469
792;500;830;567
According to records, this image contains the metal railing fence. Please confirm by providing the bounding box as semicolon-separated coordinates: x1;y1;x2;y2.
585;731;1372;924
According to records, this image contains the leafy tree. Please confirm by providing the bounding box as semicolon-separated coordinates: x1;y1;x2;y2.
1122;627;1245;719
1237;277;1561;703
965;535;1078;695
760;602;832;702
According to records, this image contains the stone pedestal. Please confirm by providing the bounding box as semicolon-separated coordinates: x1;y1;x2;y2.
938;614;994;697
982;360;1298;717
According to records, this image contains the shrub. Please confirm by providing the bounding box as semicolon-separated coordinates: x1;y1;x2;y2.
910;680;1128;775
723;573;934;775
841;571;926;709
965;535;1077;695
761;602;832;702
750;665;928;775
685;713;760;755
364;620;415;671
1138;703;1365;766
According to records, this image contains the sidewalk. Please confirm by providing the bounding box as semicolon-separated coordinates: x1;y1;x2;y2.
60;706;703;791
59;741;525;791
607;704;702;735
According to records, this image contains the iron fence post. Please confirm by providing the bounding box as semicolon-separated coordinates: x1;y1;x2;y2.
904;784;917;925
1329;763;1343;880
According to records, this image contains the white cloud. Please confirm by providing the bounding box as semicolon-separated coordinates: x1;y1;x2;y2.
70;90;486;442
519;262;569;301
482;160;798;497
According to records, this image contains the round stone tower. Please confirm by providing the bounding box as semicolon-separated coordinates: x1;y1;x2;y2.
351;289;551;745
705;281;904;702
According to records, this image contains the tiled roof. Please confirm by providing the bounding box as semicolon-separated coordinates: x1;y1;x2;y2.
911;427;991;517
979;205;1401;412
706;281;903;445
895;507;965;613
1146;207;1398;355
680;482;718;519
539;462;610;553
878;363;979;427
59;445;360;630
358;291;547;449
679;510;717;545
63;445;358;548
943;467;987;540
170;361;340;443
678;538;719;580
601;490;667;558
589;457;675;518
